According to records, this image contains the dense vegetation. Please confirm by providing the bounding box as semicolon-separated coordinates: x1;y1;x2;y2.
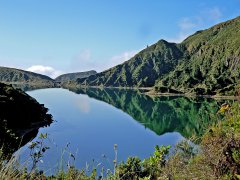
1;17;239;96
77;40;183;88
156;16;240;96
109;103;240;180
0;66;57;88
65;87;228;139
0;67;98;90
76;16;240;96
0;16;240;180
55;70;97;83
0;95;239;179
0;82;52;157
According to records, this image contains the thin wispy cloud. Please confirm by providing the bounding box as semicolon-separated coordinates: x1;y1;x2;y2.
75;49;91;62
97;49;141;72
68;49;140;73
167;18;199;43
205;7;222;21
179;18;198;31
107;50;139;68
167;6;223;43
70;49;94;72
26;65;62;78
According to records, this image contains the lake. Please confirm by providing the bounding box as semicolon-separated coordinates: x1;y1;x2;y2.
16;87;226;174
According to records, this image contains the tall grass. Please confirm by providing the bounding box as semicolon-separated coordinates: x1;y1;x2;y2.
0;149;20;180
0;102;240;179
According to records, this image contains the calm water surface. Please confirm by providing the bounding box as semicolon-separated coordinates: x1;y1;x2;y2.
18;88;224;173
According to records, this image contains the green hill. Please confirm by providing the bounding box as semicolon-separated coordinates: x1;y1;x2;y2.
0;66;57;87
76;16;240;95
77;40;183;87
155;16;240;95
55;70;97;83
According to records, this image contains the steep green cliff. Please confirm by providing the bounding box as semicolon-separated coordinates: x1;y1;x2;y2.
156;16;240;95
77;40;183;87
76;16;240;95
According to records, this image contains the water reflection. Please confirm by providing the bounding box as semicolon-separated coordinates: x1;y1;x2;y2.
66;87;229;139
25;88;184;172
14;87;232;173
11;83;60;92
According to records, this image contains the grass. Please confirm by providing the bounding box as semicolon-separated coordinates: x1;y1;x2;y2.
1;102;240;179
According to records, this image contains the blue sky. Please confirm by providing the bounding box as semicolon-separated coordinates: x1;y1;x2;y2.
0;0;239;77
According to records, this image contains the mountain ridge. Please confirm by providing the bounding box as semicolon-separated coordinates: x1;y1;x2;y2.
74;16;240;96
77;39;184;87
1;16;239;95
55;70;97;83
156;16;240;95
0;66;98;90
0;66;57;87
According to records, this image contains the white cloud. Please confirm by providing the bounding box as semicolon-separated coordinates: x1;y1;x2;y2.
206;7;222;21
69;49;140;73
179;18;198;31
167;7;222;43
167;18;201;43
26;65;62;78
111;50;138;64
167;31;192;43
75;49;91;62
103;50;139;70
70;49;93;71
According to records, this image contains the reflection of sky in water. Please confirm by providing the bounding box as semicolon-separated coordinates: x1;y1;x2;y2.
18;88;183;174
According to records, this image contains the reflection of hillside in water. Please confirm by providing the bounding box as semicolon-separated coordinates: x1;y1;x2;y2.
11;83;59;92
66;87;229;139
0;127;39;158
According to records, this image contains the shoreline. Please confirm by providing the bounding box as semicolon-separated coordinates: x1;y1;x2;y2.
3;81;238;100
61;84;239;100
146;92;240;100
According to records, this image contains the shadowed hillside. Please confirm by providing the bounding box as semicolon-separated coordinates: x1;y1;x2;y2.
0;82;53;157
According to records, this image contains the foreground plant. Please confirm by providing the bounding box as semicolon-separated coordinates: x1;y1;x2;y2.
116;145;170;180
1;102;240;179
161;102;240;179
